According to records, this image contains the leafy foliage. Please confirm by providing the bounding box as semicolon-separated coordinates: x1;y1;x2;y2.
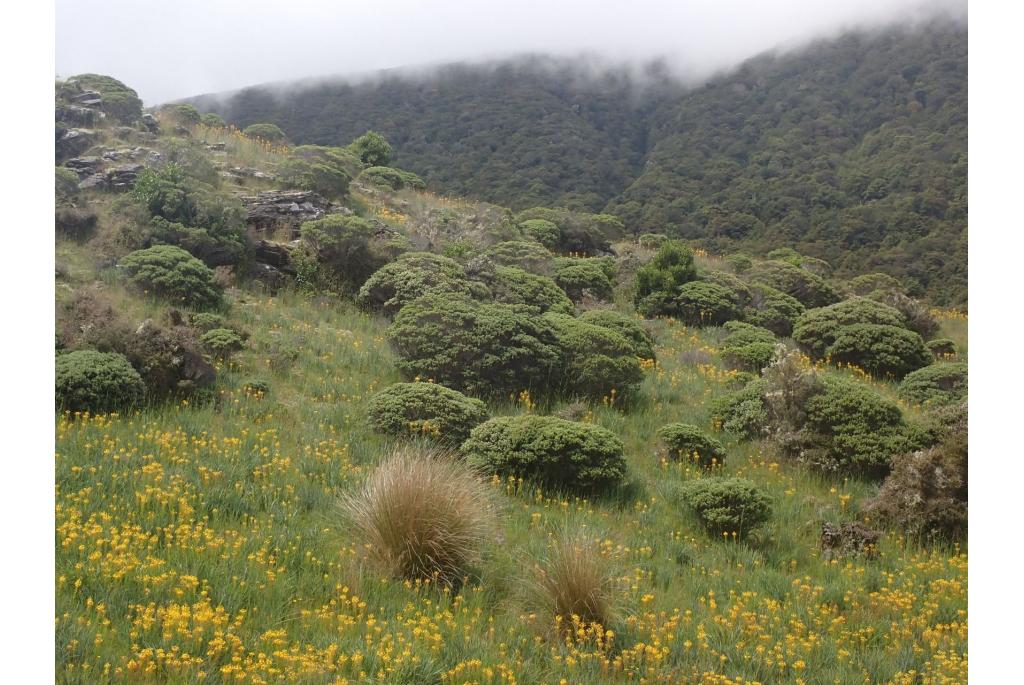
634;241;697;317
675;281;742;327
544;313;644;402
519;219;560;248
243;122;288;142
484;266;574;315
898;362;968;406
577;310;656;361
747;260;840;309
366;382;489;446
119;245;224;309
349;130;392;166
719;321;778;372
553;258;614;302
461;415;627;493
824;323;931;378
657;424;725;466
56;350;145;413
792;297;908;358
679;478;772;538
357;252;472;317
199;328;245;360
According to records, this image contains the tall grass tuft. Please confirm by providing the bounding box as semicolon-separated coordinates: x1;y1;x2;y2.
528;526;618;631
341;446;496;588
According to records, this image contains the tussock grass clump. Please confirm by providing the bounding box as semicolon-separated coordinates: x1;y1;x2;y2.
341;447;496;588
527;527;617;630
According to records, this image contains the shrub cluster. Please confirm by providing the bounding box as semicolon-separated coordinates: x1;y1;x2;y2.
719;321;777;372
553;258;614;302
657;424;725;466
544;313;644;401
519;219;560;248
676;281;742;326
748;260;840;308
348;130;392;166
898;362;968;406
358;166;426;191
484;266;574;315
279;146;357;200
119;245;224;310
366;382;489;446
462;415;627;493
243;122;288;142
357;252;472;317
199;328;245;360
299;214;405;293
577;310;656;361
679;477;772;538
743;284;805;337
56;350;145;413
483;241;555;275
634;241;697;317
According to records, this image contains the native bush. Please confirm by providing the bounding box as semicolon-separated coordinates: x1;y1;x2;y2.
720;321;778;372
357;252;472;317
637;233;668;249
743;284;805;337
701;271;753;308
189;312;226;332
679;478;772;538
553;259;614;302
634;241;697;316
200;328;245;360
726;253;753;274
578;310;656;361
544;313;644;402
67;73;142;122
792;297;908;358
243;122;288;142
119;245;224;309
358;166;426;191
163;103;201;126
299;215;395;293
657;424;725;466
340;447;495;587
484;266;574;314
366;382;489;446
898;363;968;406
56;350;145;413
676;281;742;326
56;166;79;202
825;324;931;379
483;241;555;275
388;294;561;398
519;219;560;248
869;290;940;340
200;112;226;127
748;260;840;308
278;157;351;200
926;338;957;358
349;130;392;166
848;272;902;296
711;378;770;438
462;415;627;493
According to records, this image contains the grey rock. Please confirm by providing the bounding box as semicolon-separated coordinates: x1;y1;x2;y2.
56;128;96;163
64;156;105;178
242;190;333;238
56;105;104;127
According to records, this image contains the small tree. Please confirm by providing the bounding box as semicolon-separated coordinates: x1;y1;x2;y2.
243;122;288;143
349;130;392;166
634;241;697;316
462;415;627;493
298;215;393;293
119;245;224;309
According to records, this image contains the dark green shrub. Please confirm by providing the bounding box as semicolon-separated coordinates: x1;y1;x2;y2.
679;478;772;538
634;241;697;316
162;103;201;126
748;260;840;308
869;290;940;340
726;253;753;274
520;219;559;248
298;215;395;293
720;322;777;372
676;281;742;326
200;112;226;127
701;271;753;308
766;247;803;266
278;156;351;200
792;297;908;358
657;424;725;466
483;241;555;275
357;252;471;317
578;310;656;361
388;294;561;398
243;122;288;142
189;312;226;332
711;377;770;438
544;313;644;402
200;328;245;360
848;272;902;296
514;207;616;255
366;382;489;446
119;245;223;309
898;363;968;406
348;130;392;166
243;379;271;396
926;338;957;357
743;284;805;337
553;259;614;302
461;415;627;493
485;266;574;314
825;324;931;378
358;166;426;191
56;350;145;413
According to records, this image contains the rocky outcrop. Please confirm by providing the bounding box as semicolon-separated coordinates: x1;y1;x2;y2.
56;105;104;127
254;240;296;272
56;128;97;163
242;190;340;238
106;164;144;190
64;156;105;178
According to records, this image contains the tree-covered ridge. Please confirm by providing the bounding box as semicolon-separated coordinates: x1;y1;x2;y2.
190;20;966;305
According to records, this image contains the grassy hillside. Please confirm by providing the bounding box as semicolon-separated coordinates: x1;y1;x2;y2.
188;20;966;305
56;75;967;684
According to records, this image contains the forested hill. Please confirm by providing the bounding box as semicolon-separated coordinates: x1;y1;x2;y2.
187;19;966;304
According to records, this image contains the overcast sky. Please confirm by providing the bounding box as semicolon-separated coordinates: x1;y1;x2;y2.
56;0;966;105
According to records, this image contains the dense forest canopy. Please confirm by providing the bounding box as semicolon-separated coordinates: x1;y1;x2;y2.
188;19;966;304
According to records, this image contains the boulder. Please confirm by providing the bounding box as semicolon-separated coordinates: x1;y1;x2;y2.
106;163;144;190
56;105;104;127
56;128;97;163
71;90;103;106
140;113;159;133
78;173;108;191
64;156;105;178
242;190;333;238
249;262;289;292
253;240;295;272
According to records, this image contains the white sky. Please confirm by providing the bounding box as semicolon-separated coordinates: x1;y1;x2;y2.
56;0;965;104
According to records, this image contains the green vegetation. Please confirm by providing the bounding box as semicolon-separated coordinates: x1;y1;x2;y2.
243;122;288;142
55;350;145;412
898;362;968;406
679;477;773;538
366;381;489;446
657;423;726;466
119;244;224;309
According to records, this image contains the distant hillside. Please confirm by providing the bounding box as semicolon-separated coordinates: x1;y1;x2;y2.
189;20;967;304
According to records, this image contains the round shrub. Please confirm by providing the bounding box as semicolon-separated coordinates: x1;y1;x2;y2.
483;240;555;275
388;294;561;399
366;382;489;446
553;259;614;302
340;447;496;587
898;363;968;406
634;241;697;316
657;424;725;466
793;297;908;358
349;130;392;166
720;321;778;372
243;122;287;142
743;284;805;337
56;350;145;413
519;219;560;248
189;312;226;332
200;328;245;360
675;281;742;326
359;166;426;191
578;310;656;361
926;338;957;358
702;271;753;308
200;112;226;127
299;214;396;293
679;477;772;538
544;313;644;402
637;233;668;249
461;415;627;493
486;266;574;314
825;323;931;379
869;290;940;340
357;252;472;317
848;272;902;296
119;245;223;309
748;260;840;308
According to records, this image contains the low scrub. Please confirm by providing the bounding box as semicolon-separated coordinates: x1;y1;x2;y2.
56;350;145;413
679;477;772;538
898;362;968;406
657;423;725;466
119;245;224;310
366;382;489;446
